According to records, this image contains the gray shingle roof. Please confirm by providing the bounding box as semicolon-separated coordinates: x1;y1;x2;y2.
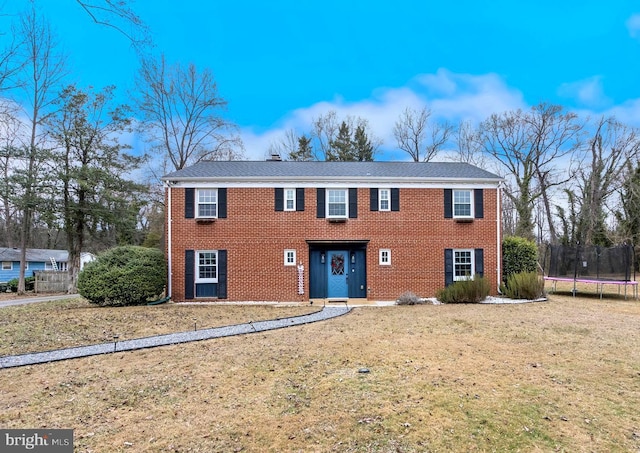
162;161;502;182
0;248;68;263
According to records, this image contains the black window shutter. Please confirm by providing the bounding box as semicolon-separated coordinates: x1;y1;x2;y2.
474;189;484;219
217;250;227;299
185;250;195;300
218;188;227;218
475;249;484;277
296;188;305;211
316;188;325;218
445;249;453;286
274;188;284;211
370;188;379;211
391;188;400;211
349;188;358;218
444;189;453;218
185;188;195;219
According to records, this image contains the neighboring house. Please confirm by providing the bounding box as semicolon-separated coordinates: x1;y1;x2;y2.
0;248;95;282
162;160;503;303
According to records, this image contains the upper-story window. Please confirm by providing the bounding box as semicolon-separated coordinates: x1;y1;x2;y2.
197;189;218;218
285;189;296;211
453;190;473;218
327;189;348;218
379;189;390;211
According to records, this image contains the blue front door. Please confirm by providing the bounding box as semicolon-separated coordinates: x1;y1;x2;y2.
327;250;349;298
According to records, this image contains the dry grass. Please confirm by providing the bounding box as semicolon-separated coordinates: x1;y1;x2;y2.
0;298;317;356
1;288;640;452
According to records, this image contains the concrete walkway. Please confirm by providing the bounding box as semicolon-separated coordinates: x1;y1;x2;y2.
0;306;351;369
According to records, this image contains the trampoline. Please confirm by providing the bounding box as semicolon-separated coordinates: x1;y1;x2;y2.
543;244;638;299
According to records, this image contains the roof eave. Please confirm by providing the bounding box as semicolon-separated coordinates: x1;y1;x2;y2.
163;175;504;185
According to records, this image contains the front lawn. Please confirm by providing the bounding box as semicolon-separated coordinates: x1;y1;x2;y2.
1;294;639;452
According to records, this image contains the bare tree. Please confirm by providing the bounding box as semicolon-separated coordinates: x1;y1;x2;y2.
75;0;149;50
480;104;582;241
13;5;67;293
136;54;244;171
267;128;300;160
0;109;21;247
393;106;453;162
526;104;583;241
574;117;640;245
312;110;380;161
452;120;487;168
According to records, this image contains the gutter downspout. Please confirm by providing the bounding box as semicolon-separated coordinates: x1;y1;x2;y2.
496;182;502;293
166;182;172;299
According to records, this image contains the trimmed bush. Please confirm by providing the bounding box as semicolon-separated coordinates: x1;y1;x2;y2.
8;276;35;292
396;291;421;305
436;276;490;303
78;246;166;306
502;236;538;282
500;271;545;300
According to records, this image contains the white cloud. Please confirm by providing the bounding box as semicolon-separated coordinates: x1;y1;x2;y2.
558;76;612;109
239;69;526;160
627;14;640;39
603;98;640;127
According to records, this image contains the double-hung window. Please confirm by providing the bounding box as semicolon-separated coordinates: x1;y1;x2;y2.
285;189;296;211
327;189;347;218
197;189;218;218
453;190;473;218
196;251;218;282
379;189;390;211
453;249;474;280
1;261;11;270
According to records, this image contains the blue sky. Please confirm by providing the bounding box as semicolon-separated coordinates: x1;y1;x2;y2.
4;0;640;160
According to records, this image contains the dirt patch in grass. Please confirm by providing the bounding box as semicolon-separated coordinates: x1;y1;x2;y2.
1;294;640;452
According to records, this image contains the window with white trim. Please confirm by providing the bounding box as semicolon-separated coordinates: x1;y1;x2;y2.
453;190;473;218
379;249;391;265
285;189;296;211
284;249;296;266
379;189;390;211
1;261;11;270
454;249;474;280
197;189;218;218
327;189;348;218
196;251;218;282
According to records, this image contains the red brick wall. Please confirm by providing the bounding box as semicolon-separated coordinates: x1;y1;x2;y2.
167;186;500;302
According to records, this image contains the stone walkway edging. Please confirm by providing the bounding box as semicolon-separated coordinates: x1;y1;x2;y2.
0;306;351;369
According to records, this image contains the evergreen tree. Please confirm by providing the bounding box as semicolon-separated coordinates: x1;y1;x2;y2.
288;134;314;161
353;124;374;161
328;121;352;161
47;85;147;292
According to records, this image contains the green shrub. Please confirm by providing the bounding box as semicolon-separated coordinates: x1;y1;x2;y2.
500;271;545;300
502;236;538;282
78;246;166;306
436;276;490;303
8;276;35;292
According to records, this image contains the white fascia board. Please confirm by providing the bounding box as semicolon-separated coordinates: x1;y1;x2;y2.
163;176;503;189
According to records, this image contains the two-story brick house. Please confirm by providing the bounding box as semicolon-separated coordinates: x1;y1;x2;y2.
162;160;503;303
